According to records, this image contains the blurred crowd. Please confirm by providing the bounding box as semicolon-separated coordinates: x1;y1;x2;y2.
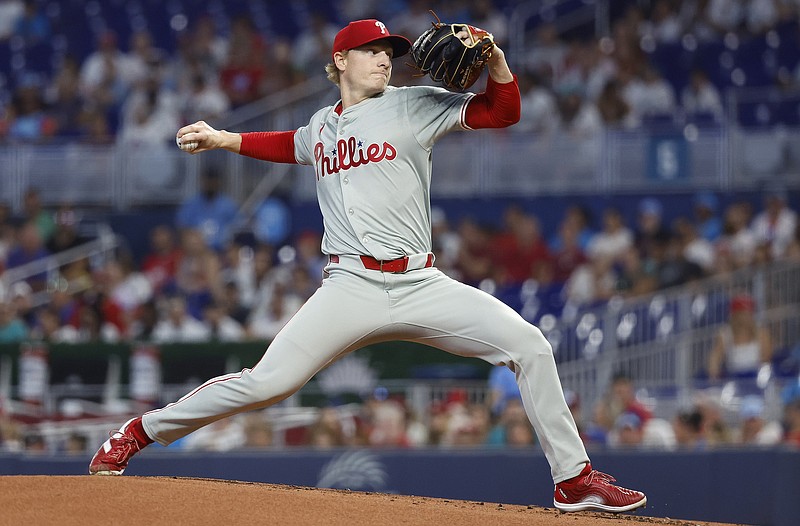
1;178;798;350
3;369;800;455
1;0;800;144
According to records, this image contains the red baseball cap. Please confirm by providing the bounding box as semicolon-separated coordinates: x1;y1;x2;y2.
332;19;411;60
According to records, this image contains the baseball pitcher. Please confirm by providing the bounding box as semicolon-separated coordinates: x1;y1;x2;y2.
90;18;646;514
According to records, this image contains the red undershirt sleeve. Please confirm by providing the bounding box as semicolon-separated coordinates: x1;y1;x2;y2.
464;74;521;129
239;131;298;163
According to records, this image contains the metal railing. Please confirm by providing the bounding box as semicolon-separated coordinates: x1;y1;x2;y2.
554;260;800;420
0;229;122;306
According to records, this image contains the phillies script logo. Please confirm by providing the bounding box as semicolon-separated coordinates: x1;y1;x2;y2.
314;137;396;180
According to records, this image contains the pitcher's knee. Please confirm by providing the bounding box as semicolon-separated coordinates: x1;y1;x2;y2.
507;325;554;363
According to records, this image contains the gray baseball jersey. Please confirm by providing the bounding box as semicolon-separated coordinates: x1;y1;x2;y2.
294;85;471;260
142;85;589;483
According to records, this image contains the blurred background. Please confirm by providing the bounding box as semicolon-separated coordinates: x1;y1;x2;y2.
1;1;799;524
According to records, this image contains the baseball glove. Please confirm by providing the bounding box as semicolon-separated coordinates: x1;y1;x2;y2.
410;13;495;91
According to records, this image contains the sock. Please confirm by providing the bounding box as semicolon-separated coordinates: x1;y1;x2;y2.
129;417;154;447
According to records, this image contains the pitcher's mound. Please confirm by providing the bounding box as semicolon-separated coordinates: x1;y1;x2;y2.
0;476;737;526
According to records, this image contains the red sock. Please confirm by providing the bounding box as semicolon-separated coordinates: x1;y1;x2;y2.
130;417;154;447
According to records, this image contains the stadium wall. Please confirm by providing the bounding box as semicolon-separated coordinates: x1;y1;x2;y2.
2;448;798;526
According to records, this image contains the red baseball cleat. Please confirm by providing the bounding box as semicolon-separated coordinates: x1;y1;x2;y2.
88;417;148;475
554;464;647;513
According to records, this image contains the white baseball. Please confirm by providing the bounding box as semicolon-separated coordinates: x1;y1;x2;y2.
176;136;199;151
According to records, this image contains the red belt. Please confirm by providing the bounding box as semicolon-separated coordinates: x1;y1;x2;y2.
329;254;434;273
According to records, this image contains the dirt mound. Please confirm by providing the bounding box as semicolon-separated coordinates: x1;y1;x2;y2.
0;476;738;526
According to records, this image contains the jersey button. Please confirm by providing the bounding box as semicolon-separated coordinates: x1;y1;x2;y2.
363;235;370;243
343;178;349;185
348;208;354;215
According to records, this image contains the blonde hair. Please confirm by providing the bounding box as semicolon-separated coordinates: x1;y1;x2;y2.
325;50;348;86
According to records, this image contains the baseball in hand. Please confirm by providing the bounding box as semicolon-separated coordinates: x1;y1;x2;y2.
176;136;199;151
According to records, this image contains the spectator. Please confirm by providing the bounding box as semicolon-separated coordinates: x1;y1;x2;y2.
180;418;246;452
695;395;733;446
614;244;658;298
707;293;773;380
62;433;88;455
453;217;494;287
486;364;521;419
294;230;326;284
0;0;24;41
749;185;798;260
105;256;153;322
45;54;85;138
175;167;238;252
29;305;78;343
141;225;181;295
646;0;683;43
491;205;551;286
564;255;617;307
7;74;57;143
706;0;745;36
180;73;230;124
244;243;283;311
736;395;782;446
246;282;303;341
219;16;268;108
517;71;559;135
127;299;159;342
609;411;645;448
523;23;568;80
555;87;603;140
174;228;221;319
12;0;50;45
486;398;535;448
745;0;779;35
716;201;757;269
308;405;348;448
679;0;721;42
653;231;705;289
634;197;671;267
429;208;461;277
188;14;229;75
79;31;134;121
0;300;28;342
364;398;410;448
681;69;724;121
152;295;209;343
673;216;715;273
292;11;340;81
550;217;588;284
14;186;54;243
72;303;121;343
672;406;707;450
219;279;250;326
692;191;723;242
46;204;90;254
126;29;166;87
242;412;273;448
219;240;256;301
118;55;180;147
606;372;652;425
586;207;634;263
5;221;51;292
549;204;594;252
637;65;677;119
202;300;245;342
596;78;638;128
